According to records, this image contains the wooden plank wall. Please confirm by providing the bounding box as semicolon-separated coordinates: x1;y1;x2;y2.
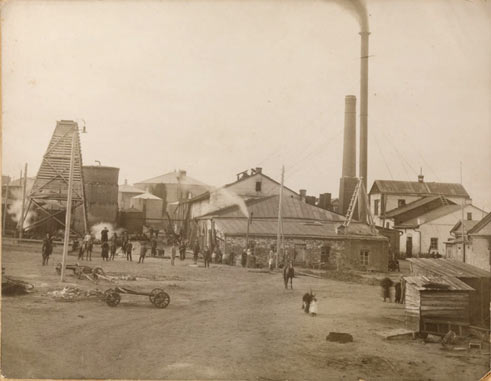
420;291;470;323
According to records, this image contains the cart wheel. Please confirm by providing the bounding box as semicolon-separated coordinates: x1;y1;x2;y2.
104;288;115;299
152;291;170;309
92;267;104;279
105;291;120;307
149;288;165;304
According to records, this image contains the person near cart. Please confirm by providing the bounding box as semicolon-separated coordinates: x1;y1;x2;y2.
41;233;53;265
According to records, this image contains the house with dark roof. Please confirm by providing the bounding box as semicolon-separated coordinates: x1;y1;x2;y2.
445;212;491;272
368;175;470;228
190;195;389;271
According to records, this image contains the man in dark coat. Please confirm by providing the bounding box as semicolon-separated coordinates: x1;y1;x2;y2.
41;234;53;265
101;242;109;261
193;242;200;264
381;277;393;302
101;227;109;243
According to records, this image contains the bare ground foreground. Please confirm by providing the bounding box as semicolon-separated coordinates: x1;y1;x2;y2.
1;243;489;380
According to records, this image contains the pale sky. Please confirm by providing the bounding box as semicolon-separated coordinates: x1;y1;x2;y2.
2;0;490;210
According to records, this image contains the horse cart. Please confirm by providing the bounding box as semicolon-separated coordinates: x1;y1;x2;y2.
104;286;170;308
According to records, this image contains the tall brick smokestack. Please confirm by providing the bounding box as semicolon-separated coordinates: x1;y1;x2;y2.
342;95;357;178
358;31;369;222
338;95;359;216
359;31;369;190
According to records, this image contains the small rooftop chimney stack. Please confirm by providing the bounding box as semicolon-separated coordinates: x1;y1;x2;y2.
255;167;262;174
299;189;307;202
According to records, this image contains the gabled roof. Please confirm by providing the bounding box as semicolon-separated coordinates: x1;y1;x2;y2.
118;184;146;194
395;205;462;228
224;172;298;196
131;192;162;200
369;180;469;198
200;195;345;222
136;171;209;187
384;196;446;218
468;211;491;236
450;219;480;235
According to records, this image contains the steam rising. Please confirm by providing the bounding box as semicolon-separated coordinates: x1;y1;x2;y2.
90;222;124;239
7;189;36;229
203;188;249;218
330;0;369;32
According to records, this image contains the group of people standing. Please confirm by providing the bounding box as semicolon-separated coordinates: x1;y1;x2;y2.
380;277;406;304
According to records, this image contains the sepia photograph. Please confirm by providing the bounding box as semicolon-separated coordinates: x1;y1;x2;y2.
1;0;490;380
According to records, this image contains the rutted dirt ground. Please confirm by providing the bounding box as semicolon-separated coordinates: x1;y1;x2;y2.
1;244;489;380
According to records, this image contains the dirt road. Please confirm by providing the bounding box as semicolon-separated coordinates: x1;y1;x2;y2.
1;244;489;380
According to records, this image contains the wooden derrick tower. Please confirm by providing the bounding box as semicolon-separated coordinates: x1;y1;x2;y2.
21;120;88;237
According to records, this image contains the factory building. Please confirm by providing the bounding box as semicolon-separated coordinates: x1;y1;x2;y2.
192;195;389;271
130;192;164;228
368;176;471;228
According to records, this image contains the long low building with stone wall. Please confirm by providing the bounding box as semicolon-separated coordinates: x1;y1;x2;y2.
192;195;389;272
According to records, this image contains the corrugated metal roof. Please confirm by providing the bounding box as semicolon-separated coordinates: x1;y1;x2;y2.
136;171;209;186
370;180;469;198
404;275;475;291
468;212;491;236
450;219;480;235
407;258;491;278
384;196;442;218
214;218;384;240
396;205;461;227
202;195;345;222
118;184;145;194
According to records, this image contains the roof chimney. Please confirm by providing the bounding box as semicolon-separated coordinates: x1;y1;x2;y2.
418;168;424;183
255;167;262;174
299;189;307;202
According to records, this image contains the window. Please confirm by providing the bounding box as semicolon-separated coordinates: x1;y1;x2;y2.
359;250;369;265
430;238;438;250
374;199;379;216
255;181;262;192
467;212;472;221
398;199;406;208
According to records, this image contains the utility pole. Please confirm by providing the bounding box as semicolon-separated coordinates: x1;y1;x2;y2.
276;165;285;269
60;130;77;282
460;162;466;263
18;163;28;238
3;180;10;234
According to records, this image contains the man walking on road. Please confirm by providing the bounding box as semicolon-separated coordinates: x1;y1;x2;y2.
41;233;53;266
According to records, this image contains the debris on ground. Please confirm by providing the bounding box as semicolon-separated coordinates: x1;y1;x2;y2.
326;332;354;343
425;334;442;343
377;328;414;340
48;287;104;301
441;330;457;348
2;277;34;295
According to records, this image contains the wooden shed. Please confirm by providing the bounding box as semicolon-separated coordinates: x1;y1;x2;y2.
405;275;474;336
407;258;490;329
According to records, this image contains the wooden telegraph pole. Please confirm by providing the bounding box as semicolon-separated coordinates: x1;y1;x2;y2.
460;162;466;263
60;130;77;282
275;165;285;269
18;163;28;238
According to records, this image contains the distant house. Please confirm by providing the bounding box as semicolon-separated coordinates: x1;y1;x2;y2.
118;181;145;210
134;169;211;211
130;192;164;227
193;195;389;271
391;203;485;257
1;176;36;231
368;175;470;228
446;212;491;272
